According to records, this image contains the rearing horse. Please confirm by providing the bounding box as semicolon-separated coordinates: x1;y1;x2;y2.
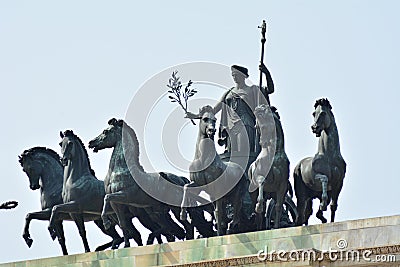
48;130;142;252
88;119;198;248
294;98;346;225
18;147;124;255
248;104;290;230
180;105;247;235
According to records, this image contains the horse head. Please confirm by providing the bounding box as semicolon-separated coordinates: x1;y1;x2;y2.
19;153;42;190
312;98;333;137
197;105;217;139
254;104;273;129
19;147;63;192
89;118;123;152
59;130;76;167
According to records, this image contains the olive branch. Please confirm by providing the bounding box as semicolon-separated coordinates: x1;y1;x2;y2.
167;71;197;125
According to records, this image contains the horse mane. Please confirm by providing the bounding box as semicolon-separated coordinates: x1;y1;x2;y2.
109;119;145;172
198;105;214;117
63;130;96;176
271;106;280;120
314;98;332;110
19;147;61;166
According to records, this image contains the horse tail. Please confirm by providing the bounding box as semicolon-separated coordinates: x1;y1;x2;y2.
293;161;305;199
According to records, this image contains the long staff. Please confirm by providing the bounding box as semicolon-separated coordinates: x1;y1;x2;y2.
258;20;270;105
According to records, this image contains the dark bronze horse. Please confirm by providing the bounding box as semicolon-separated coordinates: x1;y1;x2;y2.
248;105;291;230
48;131;142;252
180;105;247;236
19;147;124;255
88;119;205;248
18;147;68;254
294;98;346;225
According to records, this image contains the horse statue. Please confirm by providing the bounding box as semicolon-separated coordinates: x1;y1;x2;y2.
18;147;124;254
248;105;293;230
88;119;213;247
294;98;346;225
48;131;143;252
180;105;247;236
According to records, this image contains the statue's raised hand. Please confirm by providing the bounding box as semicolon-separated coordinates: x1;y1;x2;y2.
259;62;269;74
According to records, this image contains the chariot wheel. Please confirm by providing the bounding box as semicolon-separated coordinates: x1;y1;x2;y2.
265;194;298;230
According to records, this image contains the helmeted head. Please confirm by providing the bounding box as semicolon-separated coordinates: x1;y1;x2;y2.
231;65;249;84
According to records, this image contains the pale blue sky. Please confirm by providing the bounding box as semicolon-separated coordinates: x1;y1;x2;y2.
1;0;399;263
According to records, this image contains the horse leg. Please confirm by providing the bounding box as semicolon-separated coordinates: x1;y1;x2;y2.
229;177;246;234
49;202;90;252
330;181;343;222
110;203;132;248
101;194;116;230
180;182;200;221
255;176;265;214
102;191;132;229
273;186;287;229
70;213;90;252
304;199;313;225
48;203;73;241
316;209;327;223
180;183;189;220
256;202;266;231
187;206;215;238
315;174;329;211
172;207;194;240
93;219;124;251
294;164;308;226
133;208;164;244
125;217;143;247
23;209;52;247
164;210;186;240
214;200;227;236
54;220;68;255
148;208;185;243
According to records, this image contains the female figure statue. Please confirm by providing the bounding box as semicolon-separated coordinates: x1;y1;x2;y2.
187;63;275;157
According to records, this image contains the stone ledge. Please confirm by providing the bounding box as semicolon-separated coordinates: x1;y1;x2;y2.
1;215;399;267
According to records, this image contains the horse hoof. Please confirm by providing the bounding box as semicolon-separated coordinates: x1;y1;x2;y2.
166;235;174;243
146;235;154;245
111;242;120;250
48;227;57;240
23;236;33;248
